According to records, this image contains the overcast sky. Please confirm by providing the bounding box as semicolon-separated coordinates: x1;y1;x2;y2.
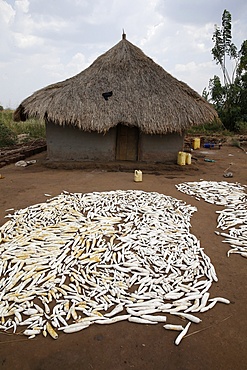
1;0;246;109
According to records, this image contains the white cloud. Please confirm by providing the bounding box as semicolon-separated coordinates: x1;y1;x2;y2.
0;0;15;24
172;61;218;93
13;32;43;48
67;53;88;74
0;0;246;108
15;0;29;13
41;52;89;81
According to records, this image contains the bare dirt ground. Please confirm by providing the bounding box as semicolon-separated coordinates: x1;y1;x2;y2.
0;144;246;370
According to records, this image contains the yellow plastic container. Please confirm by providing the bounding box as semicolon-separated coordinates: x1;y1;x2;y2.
134;170;142;182
177;152;186;166
193;137;200;149
186;153;192;165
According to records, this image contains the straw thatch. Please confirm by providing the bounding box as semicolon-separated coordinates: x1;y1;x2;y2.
14;34;217;134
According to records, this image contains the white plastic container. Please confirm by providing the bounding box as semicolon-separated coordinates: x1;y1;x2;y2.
186;153;192;165
134;170;142;182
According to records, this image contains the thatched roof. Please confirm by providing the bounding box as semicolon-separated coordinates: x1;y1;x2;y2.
14;34;218;134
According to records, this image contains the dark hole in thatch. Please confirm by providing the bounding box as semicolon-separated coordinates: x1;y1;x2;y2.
102;91;113;101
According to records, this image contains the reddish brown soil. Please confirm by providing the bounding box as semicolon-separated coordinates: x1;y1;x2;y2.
0;145;246;370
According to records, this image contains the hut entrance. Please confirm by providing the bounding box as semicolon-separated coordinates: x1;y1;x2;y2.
116;124;139;161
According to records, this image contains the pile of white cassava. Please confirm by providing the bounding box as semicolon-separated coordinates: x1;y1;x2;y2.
0;190;229;345
176;181;247;258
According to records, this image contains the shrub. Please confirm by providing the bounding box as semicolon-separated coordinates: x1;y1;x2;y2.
234;121;247;134
187;119;226;135
0;122;17;147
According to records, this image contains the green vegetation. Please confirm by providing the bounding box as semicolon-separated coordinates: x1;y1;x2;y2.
0;122;17;147
187;119;233;136
203;10;247;133
0;109;45;147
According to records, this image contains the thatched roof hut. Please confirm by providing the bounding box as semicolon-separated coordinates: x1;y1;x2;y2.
14;34;217;163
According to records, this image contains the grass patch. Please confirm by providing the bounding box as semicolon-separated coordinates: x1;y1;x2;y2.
0;110;45;147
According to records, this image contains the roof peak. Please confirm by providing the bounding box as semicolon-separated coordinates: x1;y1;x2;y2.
122;29;126;40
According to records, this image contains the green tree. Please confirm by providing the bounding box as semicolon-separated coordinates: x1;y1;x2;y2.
205;9;247;131
236;41;247;121
212;10;238;86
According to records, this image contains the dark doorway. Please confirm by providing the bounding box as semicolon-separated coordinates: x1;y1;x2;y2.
116;124;139;161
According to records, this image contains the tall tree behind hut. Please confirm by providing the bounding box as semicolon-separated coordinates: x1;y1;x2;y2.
203;9;247;133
